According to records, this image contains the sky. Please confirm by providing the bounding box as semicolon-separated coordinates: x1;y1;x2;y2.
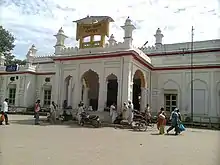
0;0;220;59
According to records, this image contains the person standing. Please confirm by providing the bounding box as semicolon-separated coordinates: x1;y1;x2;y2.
76;102;84;125
49;101;57;124
122;102;128;120
0;98;9;125
34;100;41;125
127;101;134;124
158;110;166;134
167;108;180;135
110;103;117;123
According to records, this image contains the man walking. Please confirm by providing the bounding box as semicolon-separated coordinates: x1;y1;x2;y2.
0;98;9;125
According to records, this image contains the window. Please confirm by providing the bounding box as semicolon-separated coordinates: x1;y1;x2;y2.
44;90;51;106
164;94;177;112
8;88;16;105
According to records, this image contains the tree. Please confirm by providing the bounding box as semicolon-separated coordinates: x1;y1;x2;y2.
0;26;15;64
0;26;26;65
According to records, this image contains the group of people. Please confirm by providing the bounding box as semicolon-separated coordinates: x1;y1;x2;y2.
34;99;58;125
109;101;134;124
157;107;185;135
109;101;152;124
1;97;185;135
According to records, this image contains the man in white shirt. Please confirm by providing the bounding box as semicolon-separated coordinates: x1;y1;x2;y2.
0;98;9;125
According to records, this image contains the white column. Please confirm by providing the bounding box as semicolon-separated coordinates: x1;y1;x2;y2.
210;72;215;116
98;79;105;111
140;87;147;112
54;62;62;107
121;61;132;107
83;87;89;107
75;65;81;108
103;81;108;108
67;78;72;106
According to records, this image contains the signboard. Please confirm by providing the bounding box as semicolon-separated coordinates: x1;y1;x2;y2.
76;20;109;40
5;65;19;72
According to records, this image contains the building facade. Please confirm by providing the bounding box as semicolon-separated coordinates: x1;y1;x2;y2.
0;16;220;121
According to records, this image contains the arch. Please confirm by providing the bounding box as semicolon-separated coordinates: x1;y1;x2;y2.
132;69;146;110
64;75;72;106
163;79;181;90
187;79;208;90
133;69;146;88
81;69;99;110
106;73;117;81
81;69;99;88
106;73;118;107
187;79;208;116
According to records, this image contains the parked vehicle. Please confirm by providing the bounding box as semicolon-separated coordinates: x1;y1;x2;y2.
131;110;147;131
80;112;101;128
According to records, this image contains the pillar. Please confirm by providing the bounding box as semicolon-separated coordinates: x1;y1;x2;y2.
103;81;108;108
83;87;89;107
140;87;148;112
54;62;63;108
67;78;73;107
121;61;133;108
98;78;105;111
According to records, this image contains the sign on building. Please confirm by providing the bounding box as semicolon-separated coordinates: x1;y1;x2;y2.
5;65;19;72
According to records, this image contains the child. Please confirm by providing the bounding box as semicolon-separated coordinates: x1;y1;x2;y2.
158;111;166;134
0;111;5;125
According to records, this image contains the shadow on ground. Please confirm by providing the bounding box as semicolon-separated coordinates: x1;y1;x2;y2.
9;118;124;129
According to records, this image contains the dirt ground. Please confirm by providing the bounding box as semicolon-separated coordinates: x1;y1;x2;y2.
0;115;219;165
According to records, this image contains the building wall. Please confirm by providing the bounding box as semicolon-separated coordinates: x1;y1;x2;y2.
152;69;220;120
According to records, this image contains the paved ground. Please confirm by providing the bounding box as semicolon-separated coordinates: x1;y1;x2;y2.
0;115;219;165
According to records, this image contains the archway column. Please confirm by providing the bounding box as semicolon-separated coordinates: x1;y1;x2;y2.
103;81;108;108
83;87;89;107
98;80;105;111
140;87;148;112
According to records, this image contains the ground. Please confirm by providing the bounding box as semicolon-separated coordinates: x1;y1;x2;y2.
0;115;219;165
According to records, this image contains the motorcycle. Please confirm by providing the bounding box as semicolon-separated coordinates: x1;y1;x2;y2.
131;110;147;131
80;112;101;128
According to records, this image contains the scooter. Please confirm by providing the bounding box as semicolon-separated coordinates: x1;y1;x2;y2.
80;112;101;128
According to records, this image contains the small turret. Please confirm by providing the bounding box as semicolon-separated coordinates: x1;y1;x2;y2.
108;34;117;46
26;44;37;67
121;17;136;48
54;27;68;54
154;28;164;49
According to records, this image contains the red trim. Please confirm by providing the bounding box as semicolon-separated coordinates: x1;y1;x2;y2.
146;48;220;57
0;71;55;75
0;49;219;76
33;61;54;65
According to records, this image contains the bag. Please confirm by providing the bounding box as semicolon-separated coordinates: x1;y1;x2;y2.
0;114;5;122
179;124;185;132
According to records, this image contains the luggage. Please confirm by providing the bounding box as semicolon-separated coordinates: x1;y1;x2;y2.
179;123;185;132
0;114;5;122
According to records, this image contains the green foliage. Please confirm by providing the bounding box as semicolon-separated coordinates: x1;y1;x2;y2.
0;26;26;65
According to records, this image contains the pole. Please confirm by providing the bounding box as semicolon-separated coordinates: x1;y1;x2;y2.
190;26;194;123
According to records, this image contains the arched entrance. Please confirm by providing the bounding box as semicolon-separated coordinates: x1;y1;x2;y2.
132;70;146;110
81;69;99;110
106;74;118;107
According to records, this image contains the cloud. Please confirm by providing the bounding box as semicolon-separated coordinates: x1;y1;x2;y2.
0;0;220;59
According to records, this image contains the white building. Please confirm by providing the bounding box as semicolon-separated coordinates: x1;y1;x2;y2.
0;16;220;122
